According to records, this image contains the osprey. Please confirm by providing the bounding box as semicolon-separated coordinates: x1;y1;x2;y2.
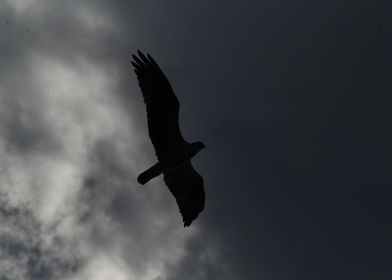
131;50;205;227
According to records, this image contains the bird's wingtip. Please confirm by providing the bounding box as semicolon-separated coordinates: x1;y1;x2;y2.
183;218;192;227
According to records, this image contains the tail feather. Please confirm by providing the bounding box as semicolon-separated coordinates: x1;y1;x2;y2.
137;162;163;185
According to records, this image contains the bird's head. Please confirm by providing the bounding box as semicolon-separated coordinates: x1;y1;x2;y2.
191;141;205;153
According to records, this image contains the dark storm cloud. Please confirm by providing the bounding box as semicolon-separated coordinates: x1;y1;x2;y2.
1;0;391;279
107;1;392;279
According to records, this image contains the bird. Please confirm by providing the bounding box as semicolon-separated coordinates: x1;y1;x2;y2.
131;50;205;227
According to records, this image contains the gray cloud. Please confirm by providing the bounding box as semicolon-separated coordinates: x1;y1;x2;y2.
0;193;80;279
1;0;391;279
0;0;222;279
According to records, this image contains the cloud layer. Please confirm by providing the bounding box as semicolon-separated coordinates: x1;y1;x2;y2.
1;0;391;279
0;1;227;279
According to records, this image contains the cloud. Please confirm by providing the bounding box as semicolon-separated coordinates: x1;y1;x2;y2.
0;192;80;279
8;0;391;279
0;1;226;279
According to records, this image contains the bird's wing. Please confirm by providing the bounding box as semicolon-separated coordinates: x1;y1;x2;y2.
132;50;187;160
164;163;205;227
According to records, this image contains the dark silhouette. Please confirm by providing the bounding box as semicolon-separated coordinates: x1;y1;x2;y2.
131;50;205;227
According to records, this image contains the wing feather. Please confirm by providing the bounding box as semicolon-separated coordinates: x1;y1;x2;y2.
132;50;187;160
164;163;205;227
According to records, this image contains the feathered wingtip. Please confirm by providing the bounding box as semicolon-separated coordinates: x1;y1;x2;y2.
183;221;191;227
181;209;202;227
183;216;192;227
182;216;199;227
131;49;161;71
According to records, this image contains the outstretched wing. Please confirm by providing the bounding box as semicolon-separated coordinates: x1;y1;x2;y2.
132;50;187;160
164;163;205;227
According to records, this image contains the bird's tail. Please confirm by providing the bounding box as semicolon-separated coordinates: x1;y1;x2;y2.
137;162;164;185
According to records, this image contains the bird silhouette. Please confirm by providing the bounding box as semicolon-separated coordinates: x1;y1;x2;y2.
132;50;205;227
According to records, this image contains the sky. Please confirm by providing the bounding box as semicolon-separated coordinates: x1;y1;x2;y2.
0;0;391;279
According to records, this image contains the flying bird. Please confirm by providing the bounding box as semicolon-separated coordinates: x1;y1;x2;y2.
131;50;205;227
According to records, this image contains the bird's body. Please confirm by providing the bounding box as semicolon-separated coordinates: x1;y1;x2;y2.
132;50;205;227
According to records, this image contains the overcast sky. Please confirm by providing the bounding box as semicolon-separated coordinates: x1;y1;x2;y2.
0;0;391;279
